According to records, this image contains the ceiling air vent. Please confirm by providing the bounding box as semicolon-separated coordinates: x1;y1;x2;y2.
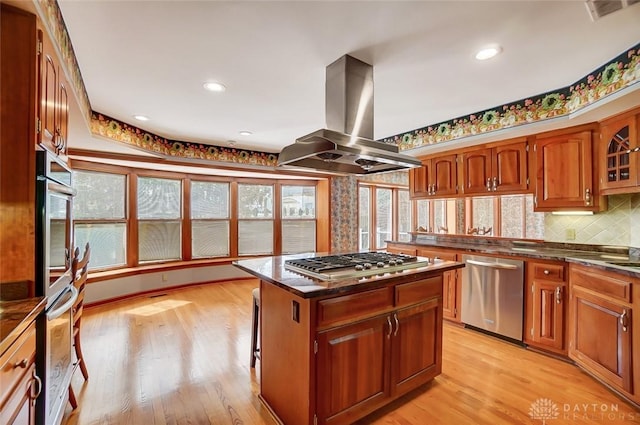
585;0;640;21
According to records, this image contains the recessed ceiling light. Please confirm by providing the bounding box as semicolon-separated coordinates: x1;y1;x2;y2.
203;82;226;92
133;115;150;121
239;131;252;136
475;46;502;61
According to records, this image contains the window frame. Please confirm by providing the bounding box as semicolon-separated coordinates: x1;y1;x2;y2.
358;182;411;251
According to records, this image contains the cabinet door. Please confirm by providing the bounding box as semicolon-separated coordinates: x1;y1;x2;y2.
569;286;632;393
442;269;460;321
316;315;391;425
409;161;430;198
390;298;442;396
526;280;565;352
600;115;638;190
0;365;37;425
431;155;457;196
493;142;528;193
460;148;492;194
534;131;595;210
40;38;57;149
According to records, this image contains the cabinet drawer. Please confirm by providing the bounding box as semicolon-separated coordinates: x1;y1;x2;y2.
531;263;565;282
570;265;632;303
0;323;36;408
0;364;34;425
395;276;442;307
317;287;393;327
417;249;456;261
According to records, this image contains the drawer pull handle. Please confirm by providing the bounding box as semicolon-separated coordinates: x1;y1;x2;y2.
13;358;28;369
492;176;498;191
585;188;592;206
620;310;628;332
543;270;550;275
386;316;393;339
393;313;400;337
555;286;562;304
486;178;492;191
31;372;42;401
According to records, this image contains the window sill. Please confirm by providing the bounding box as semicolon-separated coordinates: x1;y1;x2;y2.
87;257;254;284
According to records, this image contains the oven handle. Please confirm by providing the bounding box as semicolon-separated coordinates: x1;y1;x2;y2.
466;259;519;270
48;286;78;320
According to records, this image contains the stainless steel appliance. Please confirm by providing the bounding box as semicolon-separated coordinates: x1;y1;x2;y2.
278;55;421;175
461;254;524;341
35;150;78;425
284;252;432;280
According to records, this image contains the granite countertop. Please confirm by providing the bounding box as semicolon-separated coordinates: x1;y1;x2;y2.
233;253;465;298
0;297;46;357
392;236;640;279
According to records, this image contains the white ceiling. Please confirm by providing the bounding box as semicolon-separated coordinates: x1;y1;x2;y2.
58;0;640;159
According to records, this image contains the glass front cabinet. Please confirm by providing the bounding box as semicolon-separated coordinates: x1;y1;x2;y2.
600;112;639;192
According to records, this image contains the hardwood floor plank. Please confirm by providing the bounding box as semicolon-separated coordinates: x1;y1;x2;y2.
63;280;639;425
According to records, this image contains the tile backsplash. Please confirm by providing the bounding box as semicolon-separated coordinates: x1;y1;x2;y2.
545;194;640;248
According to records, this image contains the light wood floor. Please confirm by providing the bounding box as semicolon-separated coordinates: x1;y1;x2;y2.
63;279;639;425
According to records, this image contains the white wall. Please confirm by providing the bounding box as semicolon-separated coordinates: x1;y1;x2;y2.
85;264;254;305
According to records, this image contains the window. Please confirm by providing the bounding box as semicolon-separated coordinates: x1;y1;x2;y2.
281;185;316;254
73;171;127;270
238;184;274;255
359;184;411;250
137;177;182;262
359;187;371;250
191;181;230;258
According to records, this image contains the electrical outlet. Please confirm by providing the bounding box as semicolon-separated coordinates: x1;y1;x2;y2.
565;228;576;240
162;273;168;282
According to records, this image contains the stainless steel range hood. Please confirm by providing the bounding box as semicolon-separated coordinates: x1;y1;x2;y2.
278;55;421;175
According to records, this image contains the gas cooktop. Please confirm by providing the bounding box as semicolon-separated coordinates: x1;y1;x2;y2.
284;251;433;281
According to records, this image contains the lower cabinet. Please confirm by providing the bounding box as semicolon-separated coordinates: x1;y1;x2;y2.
0;323;40;425
569;264;634;398
417;249;460;322
316;294;442;425
524;260;567;354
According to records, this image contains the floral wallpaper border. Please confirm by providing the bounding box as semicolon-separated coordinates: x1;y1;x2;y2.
34;0;92;126
35;0;640;160
91;112;279;167
383;42;640;151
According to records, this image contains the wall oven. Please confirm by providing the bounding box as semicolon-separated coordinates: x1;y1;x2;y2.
35;150;78;425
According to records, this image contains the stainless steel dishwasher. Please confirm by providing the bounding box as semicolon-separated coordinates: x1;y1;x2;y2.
461;254;524;341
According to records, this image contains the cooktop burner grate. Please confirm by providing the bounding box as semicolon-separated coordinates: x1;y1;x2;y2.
285;252;418;273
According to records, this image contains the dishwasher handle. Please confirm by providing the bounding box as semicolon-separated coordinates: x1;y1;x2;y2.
466;259;519;270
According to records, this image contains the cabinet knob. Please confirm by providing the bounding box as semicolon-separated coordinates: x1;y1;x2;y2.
543;269;550;275
13;358;28;369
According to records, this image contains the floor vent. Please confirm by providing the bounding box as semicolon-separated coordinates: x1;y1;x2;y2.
585;0;640;21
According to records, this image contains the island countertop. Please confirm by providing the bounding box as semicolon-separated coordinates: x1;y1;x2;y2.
233;253;465;298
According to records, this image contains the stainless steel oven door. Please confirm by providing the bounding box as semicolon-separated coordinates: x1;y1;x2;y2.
38;285;78;425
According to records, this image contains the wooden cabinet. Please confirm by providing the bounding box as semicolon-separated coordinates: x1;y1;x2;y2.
524;260;567;355
533;127;604;211
459;140;529;195
0;323;40;425
569;264;634;398
1;4;38;294
316;277;443;425
409;155;457;198
417;248;460;322
39;25;70;155
599;110;640;193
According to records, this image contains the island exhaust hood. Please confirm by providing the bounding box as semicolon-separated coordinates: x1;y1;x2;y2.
278;55;421;175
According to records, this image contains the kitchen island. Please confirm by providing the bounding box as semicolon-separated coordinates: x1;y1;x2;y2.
234;253;464;425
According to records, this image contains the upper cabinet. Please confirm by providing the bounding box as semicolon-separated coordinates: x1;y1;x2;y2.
409;154;457;199
533;126;604;212
599;110;640;194
459;139;529;195
39;26;70;156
